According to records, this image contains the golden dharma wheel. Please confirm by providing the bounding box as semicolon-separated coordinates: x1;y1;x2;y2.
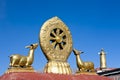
39;17;73;62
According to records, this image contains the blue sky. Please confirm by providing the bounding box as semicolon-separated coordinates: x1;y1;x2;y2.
0;0;120;75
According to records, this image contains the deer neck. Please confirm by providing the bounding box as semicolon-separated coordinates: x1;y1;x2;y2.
28;49;34;60
76;54;83;65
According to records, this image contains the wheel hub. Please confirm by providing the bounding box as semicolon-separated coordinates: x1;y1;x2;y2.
56;36;62;43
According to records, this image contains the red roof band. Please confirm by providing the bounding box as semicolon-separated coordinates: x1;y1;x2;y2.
0;72;112;80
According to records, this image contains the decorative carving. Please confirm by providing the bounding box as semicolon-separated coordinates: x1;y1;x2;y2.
73;49;95;73
39;17;72;74
9;43;38;67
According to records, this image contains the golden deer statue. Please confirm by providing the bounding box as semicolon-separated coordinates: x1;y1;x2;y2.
9;43;38;67
73;49;95;72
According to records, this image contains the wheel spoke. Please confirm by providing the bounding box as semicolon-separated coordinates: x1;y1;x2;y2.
50;37;56;40
62;39;66;42
56;44;60;50
51;31;56;36
56;28;60;35
60;32;65;37
51;41;56;47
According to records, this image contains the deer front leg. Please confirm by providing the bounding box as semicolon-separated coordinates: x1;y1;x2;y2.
11;60;18;67
25;63;31;67
25;60;31;67
80;68;85;72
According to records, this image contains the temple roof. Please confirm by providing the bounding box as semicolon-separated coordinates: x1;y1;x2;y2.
97;68;120;76
0;72;112;80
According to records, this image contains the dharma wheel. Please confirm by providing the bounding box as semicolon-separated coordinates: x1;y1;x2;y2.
39;17;73;74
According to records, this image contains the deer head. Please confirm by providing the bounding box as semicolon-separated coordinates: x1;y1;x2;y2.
25;43;38;49
73;49;84;55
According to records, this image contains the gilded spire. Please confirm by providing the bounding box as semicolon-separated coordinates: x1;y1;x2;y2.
99;48;107;70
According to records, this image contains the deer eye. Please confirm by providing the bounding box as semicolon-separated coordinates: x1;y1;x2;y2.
31;44;33;46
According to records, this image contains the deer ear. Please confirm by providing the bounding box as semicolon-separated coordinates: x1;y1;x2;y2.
81;51;84;54
73;48;76;51
25;46;30;48
35;43;38;45
72;49;75;52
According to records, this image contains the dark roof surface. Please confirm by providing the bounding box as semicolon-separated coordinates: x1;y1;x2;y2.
97;68;120;76
0;72;112;80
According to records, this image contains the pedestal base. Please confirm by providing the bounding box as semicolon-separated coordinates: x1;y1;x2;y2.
6;66;34;73
44;61;72;74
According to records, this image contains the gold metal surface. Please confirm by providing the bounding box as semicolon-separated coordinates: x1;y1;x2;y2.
39;17;72;74
73;49;95;73
9;43;38;68
6;66;34;73
99;48;107;70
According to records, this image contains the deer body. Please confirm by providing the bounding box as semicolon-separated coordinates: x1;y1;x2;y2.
73;49;94;72
9;43;38;67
